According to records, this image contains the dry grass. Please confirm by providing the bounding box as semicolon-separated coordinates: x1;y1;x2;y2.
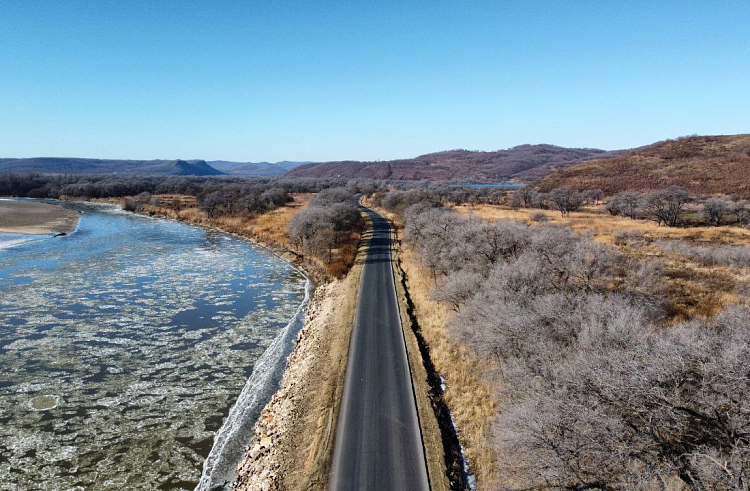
457;204;750;320
96;193;356;280
93;192;363;279
234;227;371;491
399;246;499;489
281;232;370;490
391;236;451;491
143;193;312;249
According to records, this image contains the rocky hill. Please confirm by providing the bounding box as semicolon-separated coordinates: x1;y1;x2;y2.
0;158;224;176
285;145;615;182
537;134;750;197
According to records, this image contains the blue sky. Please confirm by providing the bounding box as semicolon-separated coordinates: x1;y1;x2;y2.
1;1;748;161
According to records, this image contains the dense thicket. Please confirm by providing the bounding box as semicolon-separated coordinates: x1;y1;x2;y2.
287;187;365;275
390;198;750;490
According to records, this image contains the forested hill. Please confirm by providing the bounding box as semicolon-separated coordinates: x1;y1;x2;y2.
537;134;750;197
285;145;615;182
0;158;224;176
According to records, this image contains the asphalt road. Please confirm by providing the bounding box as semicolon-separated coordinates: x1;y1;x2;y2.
329;206;430;491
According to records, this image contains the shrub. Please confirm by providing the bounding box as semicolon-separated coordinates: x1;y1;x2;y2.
529;211;548;223
657;240;750;268
612;228;645;246
702;197;729;226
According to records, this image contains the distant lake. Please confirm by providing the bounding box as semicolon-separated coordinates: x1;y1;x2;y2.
0;200;309;490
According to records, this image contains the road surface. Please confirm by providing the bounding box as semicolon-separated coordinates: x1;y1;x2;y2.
329;206;430;491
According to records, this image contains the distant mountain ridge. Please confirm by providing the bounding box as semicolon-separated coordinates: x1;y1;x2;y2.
0;158;312;177
208;160;310;176
285;145;618;182
0;157;224;176
537;134;750;197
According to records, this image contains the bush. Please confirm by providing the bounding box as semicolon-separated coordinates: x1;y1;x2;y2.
612;228;645;246
549;187;583;216
400;202;750;489
657;240;750;268
701;197;729;226
287;189;364;274
529;211;548;223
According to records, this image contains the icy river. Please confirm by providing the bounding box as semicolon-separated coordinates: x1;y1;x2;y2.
0;200;310;490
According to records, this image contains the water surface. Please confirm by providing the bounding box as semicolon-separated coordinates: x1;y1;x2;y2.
0;201;307;490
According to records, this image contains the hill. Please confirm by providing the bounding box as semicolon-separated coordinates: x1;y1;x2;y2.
208;160;310;176
537;134;750;197
0;158;224;176
285;145;615;182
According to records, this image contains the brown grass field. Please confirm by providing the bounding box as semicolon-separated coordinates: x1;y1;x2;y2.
457;204;750;320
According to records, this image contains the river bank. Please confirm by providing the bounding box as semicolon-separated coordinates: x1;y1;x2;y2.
233;257;365;490
79;194;366;489
0;200;80;234
80;195;332;284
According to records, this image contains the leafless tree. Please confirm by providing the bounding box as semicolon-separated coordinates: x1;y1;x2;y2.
199;191;226;218
702;197;729;226
519;186;538;208
549;187;583;217
642;186;690;226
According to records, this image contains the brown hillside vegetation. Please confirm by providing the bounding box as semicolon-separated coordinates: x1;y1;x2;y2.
538;134;750;197
287;145;614;182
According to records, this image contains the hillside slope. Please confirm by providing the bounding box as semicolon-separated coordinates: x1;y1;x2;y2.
286;145;614;182
0;158;224;176
537;134;750;197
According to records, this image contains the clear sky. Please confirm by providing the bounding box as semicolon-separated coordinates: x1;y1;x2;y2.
1;1;749;162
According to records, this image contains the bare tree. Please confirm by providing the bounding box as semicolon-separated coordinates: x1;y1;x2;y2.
549;187;583;217
199;191;226;218
643;186;690;226
702;197;728;226
519;186;538;208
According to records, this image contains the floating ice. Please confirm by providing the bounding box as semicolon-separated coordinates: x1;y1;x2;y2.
0;200;307;490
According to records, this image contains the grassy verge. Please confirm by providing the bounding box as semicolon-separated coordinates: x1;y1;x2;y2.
398;245;499;489
389;224;451;491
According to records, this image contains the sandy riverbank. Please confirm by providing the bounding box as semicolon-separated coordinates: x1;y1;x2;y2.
0;200;80;234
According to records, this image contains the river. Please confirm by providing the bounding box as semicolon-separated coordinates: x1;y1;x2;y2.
0;200;310;490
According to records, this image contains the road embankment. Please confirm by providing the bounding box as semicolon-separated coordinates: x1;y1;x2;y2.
232;225;371;491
